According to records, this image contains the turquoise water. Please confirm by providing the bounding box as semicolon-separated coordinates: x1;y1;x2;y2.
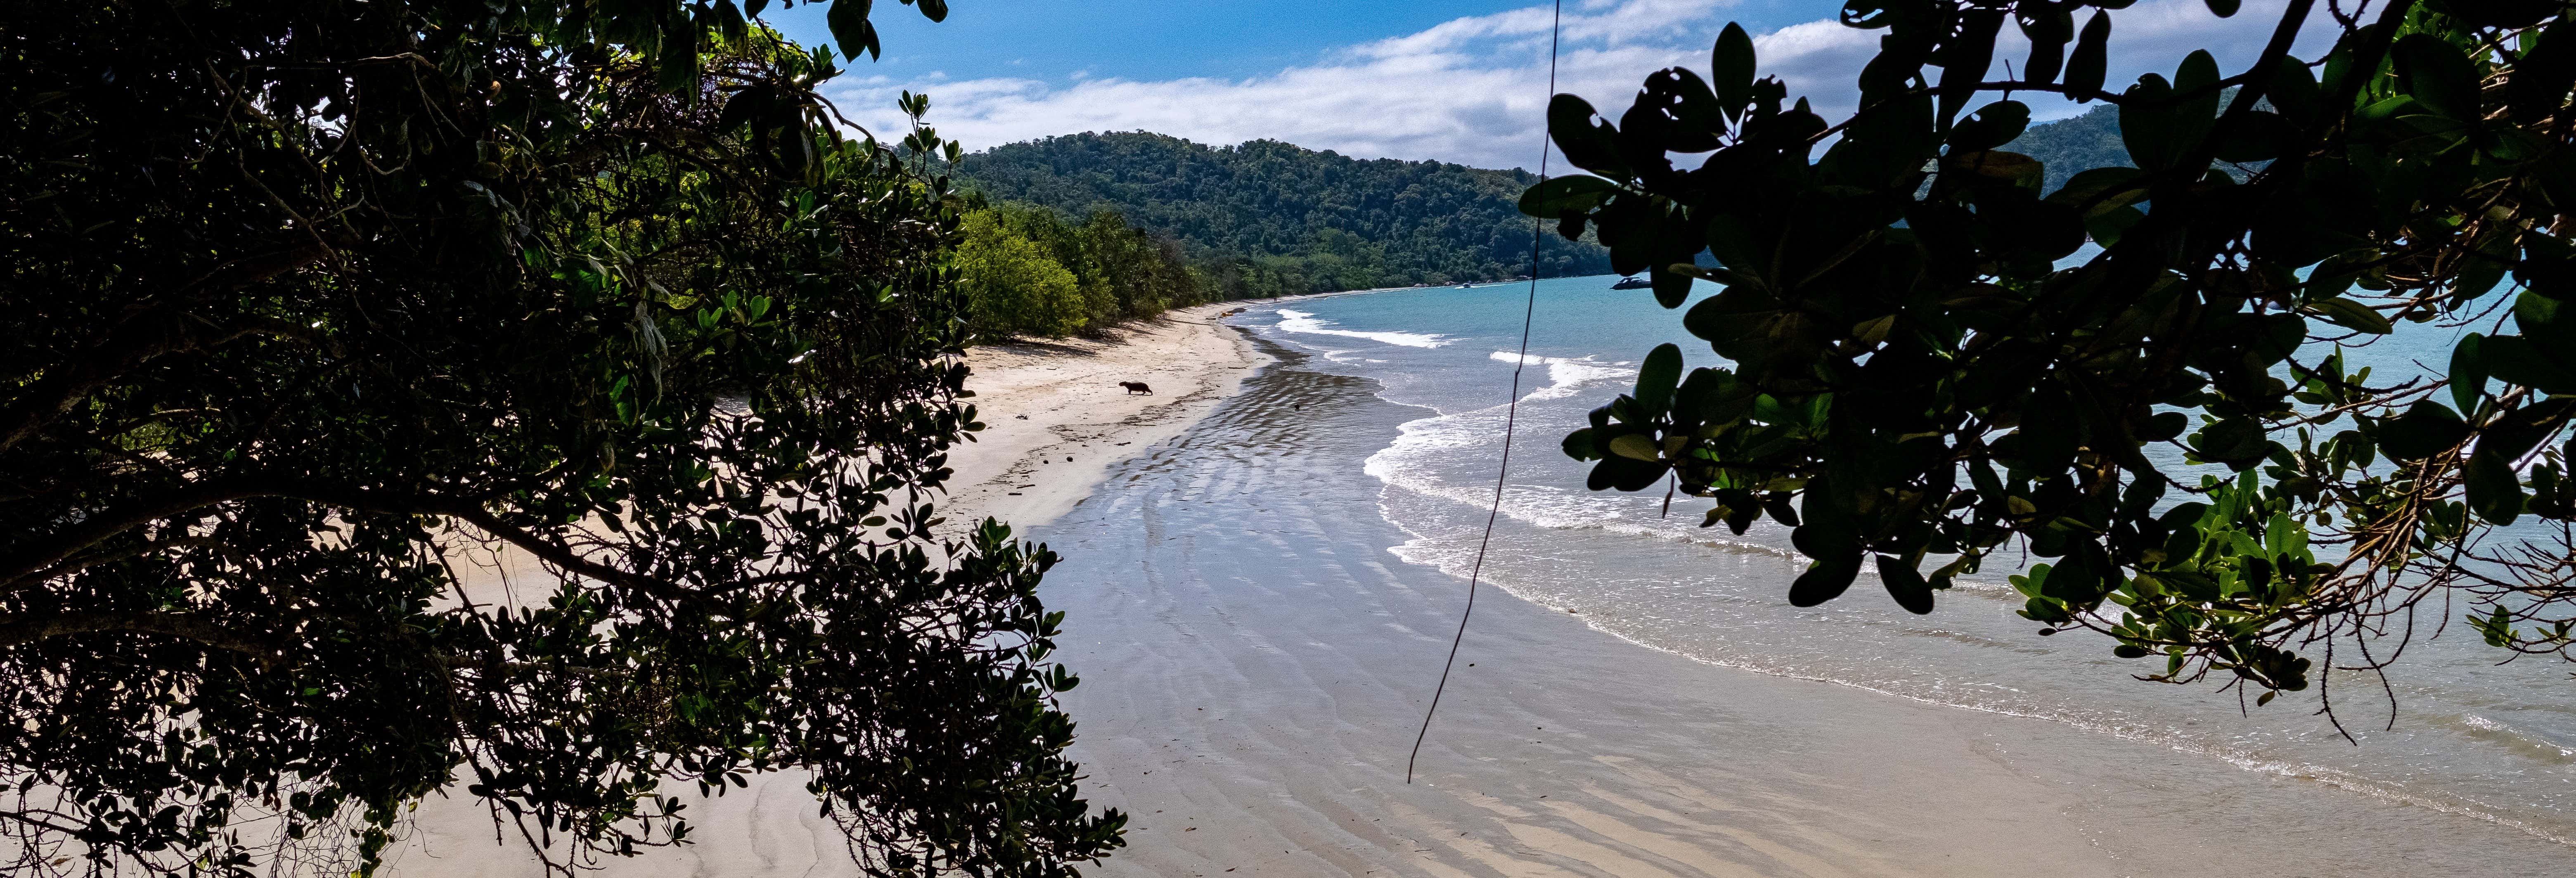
1232;275;2576;857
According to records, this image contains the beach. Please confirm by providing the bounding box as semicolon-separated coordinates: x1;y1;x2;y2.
388;289;2576;877
1029;325;2574;877
381;301;1267;877
938;301;1265;529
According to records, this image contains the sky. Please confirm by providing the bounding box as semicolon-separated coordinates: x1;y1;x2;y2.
762;0;2341;170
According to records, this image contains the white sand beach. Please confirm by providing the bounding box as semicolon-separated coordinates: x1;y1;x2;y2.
939;301;1266;530
385;296;2574;878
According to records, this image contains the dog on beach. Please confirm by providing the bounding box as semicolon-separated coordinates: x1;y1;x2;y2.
1118;381;1153;395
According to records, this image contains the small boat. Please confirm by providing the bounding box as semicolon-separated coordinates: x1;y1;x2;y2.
1610;276;1653;290
1458;282;1473;289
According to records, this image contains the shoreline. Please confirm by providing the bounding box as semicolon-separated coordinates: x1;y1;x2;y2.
940;301;1262;532
384;287;2576;875
1034;322;2576;876
942;289;1418;532
1031;340;2126;877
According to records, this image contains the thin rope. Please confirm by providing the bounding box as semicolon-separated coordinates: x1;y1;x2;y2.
1407;0;1563;786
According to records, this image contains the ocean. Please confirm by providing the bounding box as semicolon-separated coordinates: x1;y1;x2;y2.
1229;274;2576;863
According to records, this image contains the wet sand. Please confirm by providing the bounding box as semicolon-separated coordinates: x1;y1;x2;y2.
942;301;1264;528
384;314;2572;876
1030;341;2572;877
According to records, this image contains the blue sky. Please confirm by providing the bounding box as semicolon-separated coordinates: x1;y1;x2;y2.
766;1;1846;85
760;0;2333;170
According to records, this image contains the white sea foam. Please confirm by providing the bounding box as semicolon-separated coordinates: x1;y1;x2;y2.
1363;406;1792;560
1272;308;1448;348
1275;291;2576;856
1373;500;2576;852
2458;714;2576;759
1487;350;1633;401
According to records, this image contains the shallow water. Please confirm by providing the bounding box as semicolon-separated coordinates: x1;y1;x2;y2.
1231;277;2576;863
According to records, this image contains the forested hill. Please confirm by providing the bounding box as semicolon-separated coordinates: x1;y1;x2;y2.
2007;104;2127;193
956;133;1612;295
2005;92;2261;192
954;113;2145;298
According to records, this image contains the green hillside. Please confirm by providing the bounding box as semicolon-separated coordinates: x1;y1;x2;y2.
2006;92;2261;192
952;108;2179;301
2007;104;2130;193
955;133;1613;295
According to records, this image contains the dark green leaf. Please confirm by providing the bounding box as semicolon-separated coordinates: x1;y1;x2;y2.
1683;284;1783;361
2468;447;2527;525
1589;454;1669;492
1938;10;2005;125
2084;204;2145;247
1518;175;1618;217
2511;24;2576;122
2266;55;2321;124
2377;400;2472;460
2119;74;2181;172
2065;11;2111;99
1712;23;1755;115
2452;333;2488;417
1549;94;1631;179
1563;427;1601;461
2479;398;2576;466
2193;416;2271;469
2305;297;2392;334
2018;3;2073;85
2441;0;2557;28
1789;554;1863;607
1636;343;1684;414
1651;264;1696;308
2519;288;2576;348
2394;34;2481;122
2480;335;2576;393
2139;411;2190;442
2212;111;2293;163
828;0;880;61
2158;50;2224;169
1608;433;1662;461
1878;554;1935;614
1949;100;2031;151
2046;166;2145;208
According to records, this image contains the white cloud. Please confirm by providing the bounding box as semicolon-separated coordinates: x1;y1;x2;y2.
826;0;2342;170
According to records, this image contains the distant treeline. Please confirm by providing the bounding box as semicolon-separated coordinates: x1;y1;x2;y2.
955;132;1614;297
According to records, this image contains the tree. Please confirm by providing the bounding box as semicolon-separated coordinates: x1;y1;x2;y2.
0;1;1122;875
957;203;1207;334
1541;0;2576;717
957;210;1092;338
1076;209;1202;319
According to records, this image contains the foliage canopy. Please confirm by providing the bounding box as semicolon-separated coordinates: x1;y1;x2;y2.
0;0;1121;874
958;210;1093;338
956;204;1205;338
1545;0;2576;712
964;132;1614;295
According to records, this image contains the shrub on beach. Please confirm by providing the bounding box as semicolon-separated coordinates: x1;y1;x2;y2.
959;209;1093;338
961;204;1212;338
